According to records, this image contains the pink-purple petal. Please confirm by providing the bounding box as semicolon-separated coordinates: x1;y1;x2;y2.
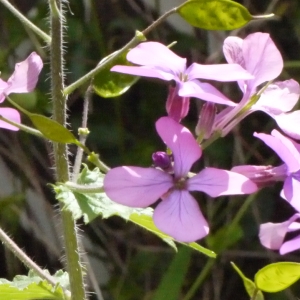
0;108;20;131
111;65;177;81
186;63;253;82
0;79;9;103
223;36;244;66
188;167;257;197
5;52;43;96
178;80;236;106
254;130;300;173
260;213;300;253
259;220;292;250
155;117;201;177
280;235;300;255
126;42;186;78
282;176;300;212
242;33;283;89
153;190;209;242
272;111;300;140
103;166;173;207
254;80;300;114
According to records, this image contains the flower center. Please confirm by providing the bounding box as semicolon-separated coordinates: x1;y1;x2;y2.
179;72;189;82
174;177;187;190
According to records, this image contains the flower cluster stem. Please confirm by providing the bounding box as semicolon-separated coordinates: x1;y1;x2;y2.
49;1;86;299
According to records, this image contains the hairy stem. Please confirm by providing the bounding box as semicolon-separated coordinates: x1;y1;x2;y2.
0;227;71;298
49;1;86;299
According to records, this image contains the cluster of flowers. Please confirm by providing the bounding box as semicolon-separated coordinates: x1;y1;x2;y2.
1;32;300;254
104;32;300;253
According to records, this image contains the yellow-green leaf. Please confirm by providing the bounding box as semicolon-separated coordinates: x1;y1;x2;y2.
177;0;252;30
255;262;300;293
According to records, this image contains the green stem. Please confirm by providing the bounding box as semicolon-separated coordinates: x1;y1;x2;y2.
49;1;86;299
63;7;177;95
0;0;51;44
88;152;110;173
182;259;215;300
251;288;259;300
0;227;71;298
72;84;92;181
64;181;104;194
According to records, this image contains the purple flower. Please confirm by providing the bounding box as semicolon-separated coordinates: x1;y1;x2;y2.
0;52;43;130
104;117;257;242
214;33;300;138
111;41;253;106
223;32;283;95
254;129;300;211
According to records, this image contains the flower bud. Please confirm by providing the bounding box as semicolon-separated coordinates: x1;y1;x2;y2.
195;102;216;139
166;85;190;122
152;151;172;170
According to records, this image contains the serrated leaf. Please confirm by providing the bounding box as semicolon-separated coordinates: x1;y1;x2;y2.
231;262;264;300
29;114;78;144
177;0;252;30
93;51;139;98
0;270;68;300
255;262;300;293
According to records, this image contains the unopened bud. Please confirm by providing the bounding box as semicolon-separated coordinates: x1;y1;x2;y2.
152;151;171;170
195;102;216;139
166;85;190;122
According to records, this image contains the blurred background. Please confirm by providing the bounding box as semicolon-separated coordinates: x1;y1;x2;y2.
0;0;300;299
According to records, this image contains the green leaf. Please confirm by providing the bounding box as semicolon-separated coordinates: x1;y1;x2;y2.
185;242;216;258
29;114;78;144
255;262;300;293
93;51;139;98
0;270;68;300
177;0;252;30
231;262;264;300
152;247;191;300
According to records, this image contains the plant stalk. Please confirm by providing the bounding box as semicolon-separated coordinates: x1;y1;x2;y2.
49;1;86;299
